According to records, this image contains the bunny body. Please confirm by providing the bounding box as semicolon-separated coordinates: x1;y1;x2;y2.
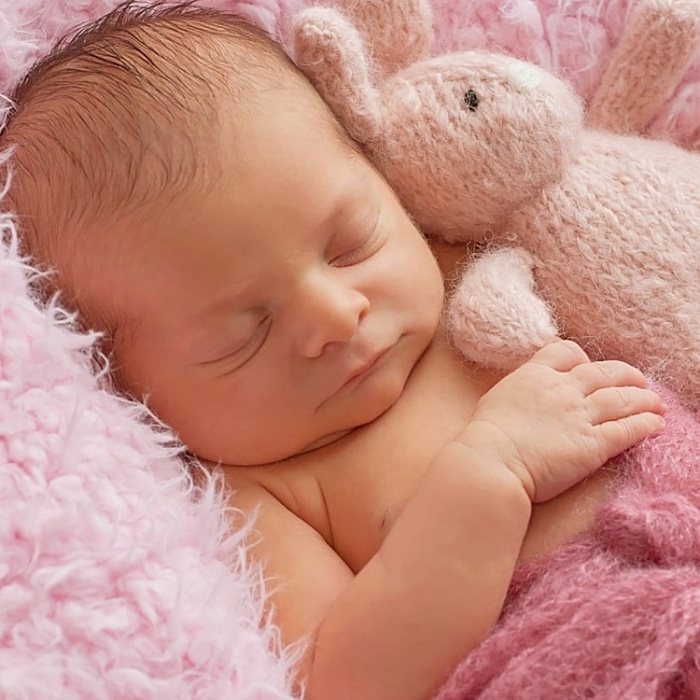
498;128;700;380
295;0;700;403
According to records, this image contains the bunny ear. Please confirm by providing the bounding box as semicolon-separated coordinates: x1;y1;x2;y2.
588;0;700;134
344;0;433;75
293;7;382;144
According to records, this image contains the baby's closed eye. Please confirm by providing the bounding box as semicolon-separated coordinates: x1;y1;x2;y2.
198;313;272;374
326;201;385;267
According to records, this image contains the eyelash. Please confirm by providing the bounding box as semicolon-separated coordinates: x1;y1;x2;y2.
330;227;382;267
215;315;271;375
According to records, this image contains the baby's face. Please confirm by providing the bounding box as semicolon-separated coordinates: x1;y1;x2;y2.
105;83;444;465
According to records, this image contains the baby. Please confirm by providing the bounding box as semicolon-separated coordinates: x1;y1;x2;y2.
1;3;666;699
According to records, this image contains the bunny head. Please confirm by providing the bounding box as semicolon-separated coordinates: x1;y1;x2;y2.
293;0;584;242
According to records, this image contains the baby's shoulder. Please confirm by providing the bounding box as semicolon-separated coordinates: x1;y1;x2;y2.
223;460;335;545
221;465;355;658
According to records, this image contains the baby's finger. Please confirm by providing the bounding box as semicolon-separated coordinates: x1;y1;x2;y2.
586;386;666;425
573;359;649;394
528;339;589;371
596;412;666;463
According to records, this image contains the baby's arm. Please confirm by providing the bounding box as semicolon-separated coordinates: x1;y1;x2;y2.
239;341;665;700
239;451;530;700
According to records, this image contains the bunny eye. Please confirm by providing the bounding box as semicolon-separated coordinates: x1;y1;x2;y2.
463;89;479;112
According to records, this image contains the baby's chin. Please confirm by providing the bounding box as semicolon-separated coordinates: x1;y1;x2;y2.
298;371;410;455
232;393;400;465
299;427;356;454
217;346;422;466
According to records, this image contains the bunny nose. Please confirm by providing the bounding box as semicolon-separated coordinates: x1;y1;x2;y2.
506;63;543;92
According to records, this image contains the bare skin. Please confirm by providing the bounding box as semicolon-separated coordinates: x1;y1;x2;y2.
67;75;665;700
221;251;645;700
222;335;661;700
224;241;615;574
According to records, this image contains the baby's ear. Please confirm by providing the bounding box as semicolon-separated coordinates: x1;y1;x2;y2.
293;7;382;144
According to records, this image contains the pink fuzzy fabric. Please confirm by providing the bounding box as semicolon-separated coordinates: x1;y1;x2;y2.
2;1;700;698
3;1;698;146
0;222;299;696
436;385;700;699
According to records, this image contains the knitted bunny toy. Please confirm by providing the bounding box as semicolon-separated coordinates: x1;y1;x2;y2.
293;0;700;405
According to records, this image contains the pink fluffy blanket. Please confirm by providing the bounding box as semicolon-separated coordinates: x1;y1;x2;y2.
0;226;298;696
2;1;700;698
437;386;700;699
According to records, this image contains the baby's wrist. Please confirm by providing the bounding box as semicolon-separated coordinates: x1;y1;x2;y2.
451;422;535;501
439;430;533;507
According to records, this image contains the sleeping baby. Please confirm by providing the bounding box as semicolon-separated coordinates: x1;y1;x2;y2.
0;3;668;699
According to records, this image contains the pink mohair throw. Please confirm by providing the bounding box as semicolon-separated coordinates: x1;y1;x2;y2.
2;1;700;699
437;385;700;699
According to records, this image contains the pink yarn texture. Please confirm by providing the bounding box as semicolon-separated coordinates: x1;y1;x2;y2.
2;1;700;698
436;386;700;699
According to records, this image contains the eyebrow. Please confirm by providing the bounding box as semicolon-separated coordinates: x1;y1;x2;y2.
182;307;245;365
320;159;374;233
197;296;238;322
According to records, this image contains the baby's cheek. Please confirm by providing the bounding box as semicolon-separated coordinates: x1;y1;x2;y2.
424;250;447;316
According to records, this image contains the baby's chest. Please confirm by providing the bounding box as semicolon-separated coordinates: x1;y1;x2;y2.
306;367;490;571
314;437;615;574
317;436;435;572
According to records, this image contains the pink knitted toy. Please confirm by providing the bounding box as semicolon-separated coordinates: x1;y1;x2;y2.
293;0;700;405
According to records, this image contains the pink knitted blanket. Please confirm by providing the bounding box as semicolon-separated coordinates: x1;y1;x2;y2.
437;386;700;699
2;1;700;698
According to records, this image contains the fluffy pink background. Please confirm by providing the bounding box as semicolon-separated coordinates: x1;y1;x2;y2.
2;0;699;147
1;1;699;698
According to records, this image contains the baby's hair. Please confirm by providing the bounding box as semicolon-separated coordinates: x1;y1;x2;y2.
0;0;301;328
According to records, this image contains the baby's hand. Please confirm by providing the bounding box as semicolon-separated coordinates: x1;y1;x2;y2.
462;340;666;503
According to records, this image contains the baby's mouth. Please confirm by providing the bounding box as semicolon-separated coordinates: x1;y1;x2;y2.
335;346;392;394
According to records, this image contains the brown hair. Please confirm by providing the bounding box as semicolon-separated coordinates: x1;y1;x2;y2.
0;0;298;328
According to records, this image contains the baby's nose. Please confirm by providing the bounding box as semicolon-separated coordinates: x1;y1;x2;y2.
295;276;369;358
